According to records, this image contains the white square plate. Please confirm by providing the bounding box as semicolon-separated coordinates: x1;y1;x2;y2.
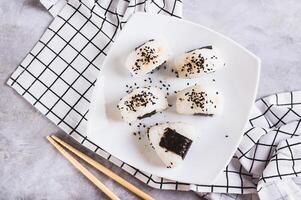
87;13;260;185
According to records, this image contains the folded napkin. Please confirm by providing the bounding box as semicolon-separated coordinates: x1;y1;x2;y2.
7;0;301;199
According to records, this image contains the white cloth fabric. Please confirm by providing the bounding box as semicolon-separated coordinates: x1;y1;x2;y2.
199;93;301;199
7;0;301;199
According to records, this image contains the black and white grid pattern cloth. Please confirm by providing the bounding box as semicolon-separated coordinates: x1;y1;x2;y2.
7;0;301;199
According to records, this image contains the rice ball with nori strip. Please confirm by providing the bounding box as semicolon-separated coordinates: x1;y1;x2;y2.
176;84;223;116
173;46;225;78
148;122;195;168
117;87;168;122
125;39;170;77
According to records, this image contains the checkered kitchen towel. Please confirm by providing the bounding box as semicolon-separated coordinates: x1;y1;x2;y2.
7;0;301;199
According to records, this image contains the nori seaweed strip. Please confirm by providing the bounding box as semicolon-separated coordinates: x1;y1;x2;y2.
159;128;192;159
137;110;157;119
134;39;155;51
186;45;213;53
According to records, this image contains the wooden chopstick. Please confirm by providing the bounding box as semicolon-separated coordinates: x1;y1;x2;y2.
47;136;120;200
50;135;155;200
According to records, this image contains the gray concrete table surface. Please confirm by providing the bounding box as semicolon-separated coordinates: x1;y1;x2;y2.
1;0;301;199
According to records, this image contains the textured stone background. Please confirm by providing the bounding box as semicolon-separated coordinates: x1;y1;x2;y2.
1;0;301;199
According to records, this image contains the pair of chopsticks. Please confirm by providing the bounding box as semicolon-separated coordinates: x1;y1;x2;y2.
47;135;154;200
